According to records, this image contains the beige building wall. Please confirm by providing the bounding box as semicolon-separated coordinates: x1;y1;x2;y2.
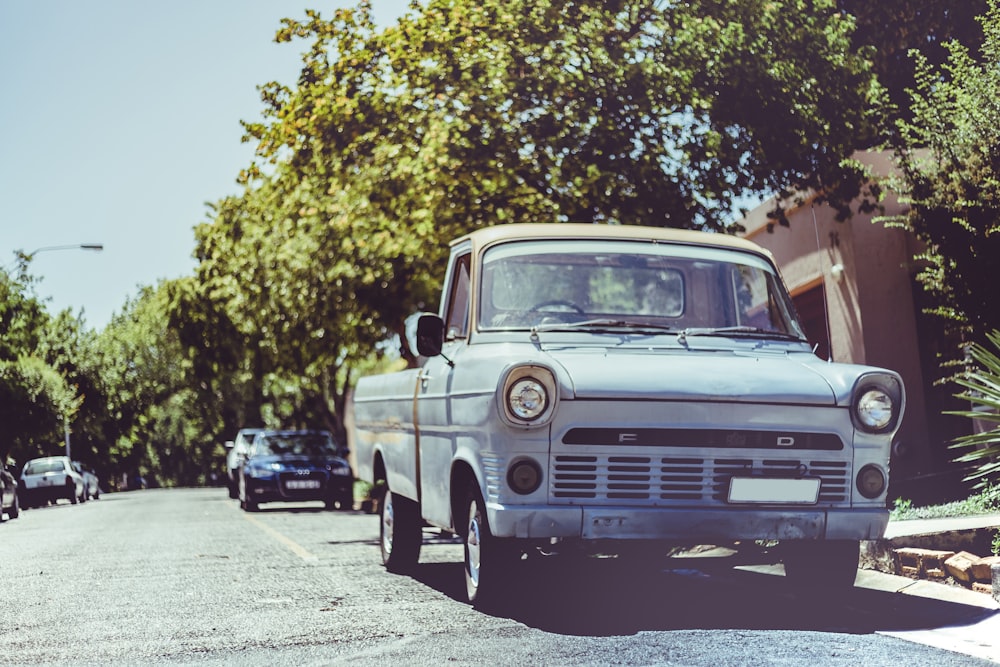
740;152;931;477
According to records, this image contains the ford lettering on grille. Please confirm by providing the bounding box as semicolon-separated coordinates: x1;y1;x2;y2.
563;428;842;450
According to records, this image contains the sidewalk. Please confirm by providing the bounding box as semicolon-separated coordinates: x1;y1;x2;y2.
885;513;1000;540
865;513;1000;662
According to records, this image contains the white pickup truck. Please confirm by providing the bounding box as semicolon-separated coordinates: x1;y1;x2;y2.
352;223;904;605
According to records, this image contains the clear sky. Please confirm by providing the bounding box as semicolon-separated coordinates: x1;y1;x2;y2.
0;1;411;330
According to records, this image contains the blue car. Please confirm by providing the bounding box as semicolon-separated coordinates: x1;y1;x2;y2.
239;430;353;512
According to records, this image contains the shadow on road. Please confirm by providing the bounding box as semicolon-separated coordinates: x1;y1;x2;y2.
408;551;995;638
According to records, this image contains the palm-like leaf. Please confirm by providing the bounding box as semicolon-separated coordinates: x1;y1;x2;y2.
948;330;1000;486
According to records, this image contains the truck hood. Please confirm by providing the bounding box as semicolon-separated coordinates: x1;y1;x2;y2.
546;347;839;405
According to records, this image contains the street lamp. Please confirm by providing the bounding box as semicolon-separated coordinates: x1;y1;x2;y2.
4;242;105;459
5;243;104;274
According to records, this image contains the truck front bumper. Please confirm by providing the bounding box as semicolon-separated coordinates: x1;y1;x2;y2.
488;503;888;542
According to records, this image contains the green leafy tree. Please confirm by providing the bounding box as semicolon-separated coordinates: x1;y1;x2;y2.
842;0;987;117
880;0;1000;355
239;0;879;338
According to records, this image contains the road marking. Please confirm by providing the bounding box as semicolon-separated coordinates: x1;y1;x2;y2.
241;513;319;561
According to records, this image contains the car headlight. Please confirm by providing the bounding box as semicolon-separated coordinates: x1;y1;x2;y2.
499;365;558;427
326;464;352;477
855;388;893;430
851;374;903;434
508;378;547;420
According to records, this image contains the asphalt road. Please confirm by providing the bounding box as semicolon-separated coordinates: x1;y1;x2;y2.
0;487;996;666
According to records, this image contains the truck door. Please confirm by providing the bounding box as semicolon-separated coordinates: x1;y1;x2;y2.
415;249;471;528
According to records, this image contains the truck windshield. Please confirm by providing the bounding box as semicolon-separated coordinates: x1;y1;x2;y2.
479;239;805;339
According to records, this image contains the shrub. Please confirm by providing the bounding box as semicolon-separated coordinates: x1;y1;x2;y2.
949;330;1000;487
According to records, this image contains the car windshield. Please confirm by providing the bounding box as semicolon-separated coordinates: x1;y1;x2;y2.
24;459;66;475
255;433;339;457
480;239;806;339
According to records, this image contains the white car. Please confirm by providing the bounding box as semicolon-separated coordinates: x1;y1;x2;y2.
225;428;264;499
20;456;86;508
74;462;101;500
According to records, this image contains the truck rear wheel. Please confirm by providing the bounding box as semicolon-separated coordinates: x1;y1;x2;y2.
782;539;859;589
380;489;421;572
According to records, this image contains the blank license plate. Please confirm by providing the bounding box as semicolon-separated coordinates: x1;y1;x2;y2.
285;480;321;490
728;477;820;504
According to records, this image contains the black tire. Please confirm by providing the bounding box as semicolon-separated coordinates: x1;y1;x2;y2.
238;477;257;512
339;488;354;511
462;482;518;606
782;539;860;589
379;488;422;572
68;482;78;505
227;478;238;500
9;492;19;519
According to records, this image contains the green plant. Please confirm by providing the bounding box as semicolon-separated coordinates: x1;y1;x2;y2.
992;529;1000;556
948;330;1000;487
890;497;914;519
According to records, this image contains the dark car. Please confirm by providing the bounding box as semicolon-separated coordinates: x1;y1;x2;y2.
238;430;353;512
1;463;20;521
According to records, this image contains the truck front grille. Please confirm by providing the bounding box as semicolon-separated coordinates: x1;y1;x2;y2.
550;455;850;505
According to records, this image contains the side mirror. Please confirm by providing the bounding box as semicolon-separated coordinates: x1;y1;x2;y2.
224;440;234;450
415;314;445;357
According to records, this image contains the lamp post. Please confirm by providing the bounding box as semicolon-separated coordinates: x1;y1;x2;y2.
5;242;105;460
5;243;104;274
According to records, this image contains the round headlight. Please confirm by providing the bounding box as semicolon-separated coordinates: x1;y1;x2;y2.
507;459;543;495
856;464;887;499
855;388;894;431
508;378;548;421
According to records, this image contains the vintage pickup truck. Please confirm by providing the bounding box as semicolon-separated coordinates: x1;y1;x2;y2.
352;223;904;605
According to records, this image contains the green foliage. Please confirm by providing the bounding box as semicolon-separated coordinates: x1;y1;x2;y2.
948;330;1000;486
843;0;987;120
0;355;80;461
890;484;1000;521
878;0;1000;360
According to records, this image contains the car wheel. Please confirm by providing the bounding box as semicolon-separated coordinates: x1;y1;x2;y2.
463;482;518;606
227;477;238;500
68;481;78;505
379;487;421;573
9;492;19;519
339;489;354;511
782;539;860;590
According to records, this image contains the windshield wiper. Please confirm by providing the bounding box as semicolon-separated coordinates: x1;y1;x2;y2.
677;326;807;346
530;319;678;337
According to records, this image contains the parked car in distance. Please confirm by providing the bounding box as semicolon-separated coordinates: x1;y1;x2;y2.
239;429;353;512
74;462;100;501
1;462;20;521
226;428;264;499
19;456;86;508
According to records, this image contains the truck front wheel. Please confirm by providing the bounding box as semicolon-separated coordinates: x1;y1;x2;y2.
463;483;520;606
380;488;421;572
781;539;859;589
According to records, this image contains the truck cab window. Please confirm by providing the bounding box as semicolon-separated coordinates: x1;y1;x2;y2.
444;253;471;339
